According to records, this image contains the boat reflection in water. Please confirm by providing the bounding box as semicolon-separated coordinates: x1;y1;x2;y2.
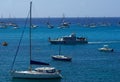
12;78;61;82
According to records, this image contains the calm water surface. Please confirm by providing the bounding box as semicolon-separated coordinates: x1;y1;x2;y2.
0;18;120;82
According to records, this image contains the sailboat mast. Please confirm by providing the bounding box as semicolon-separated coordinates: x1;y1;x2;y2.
62;13;65;22
29;1;32;70
59;45;61;55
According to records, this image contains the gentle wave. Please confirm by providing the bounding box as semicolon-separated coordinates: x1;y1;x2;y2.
88;41;120;44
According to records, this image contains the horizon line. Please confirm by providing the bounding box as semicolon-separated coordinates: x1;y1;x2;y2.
1;16;120;19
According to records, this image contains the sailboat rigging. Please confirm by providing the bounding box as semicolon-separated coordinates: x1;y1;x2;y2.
52;45;72;61
58;14;70;28
11;1;62;79
46;16;54;29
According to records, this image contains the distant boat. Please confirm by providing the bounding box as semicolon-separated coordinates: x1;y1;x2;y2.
99;22;110;27
52;55;72;61
11;2;62;79
118;21;120;24
7;22;18;27
6;14;19;28
59;22;70;28
52;45;72;61
117;21;120;26
58;14;70;28
13;26;19;29
88;23;97;28
0;22;7;29
46;17;54;29
99;17;111;27
98;45;114;52
49;33;88;45
46;22;54;29
31;24;39;28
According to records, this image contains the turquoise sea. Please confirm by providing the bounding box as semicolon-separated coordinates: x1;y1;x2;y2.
0;17;120;82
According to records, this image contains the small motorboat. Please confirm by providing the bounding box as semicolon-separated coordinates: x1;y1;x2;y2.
98;45;114;52
52;55;72;61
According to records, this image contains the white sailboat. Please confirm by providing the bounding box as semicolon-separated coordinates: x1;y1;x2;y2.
58;14;70;28
11;2;62;79
46;17;54;29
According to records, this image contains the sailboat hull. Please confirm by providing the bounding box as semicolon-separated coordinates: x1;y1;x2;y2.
11;70;62;79
52;55;72;61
